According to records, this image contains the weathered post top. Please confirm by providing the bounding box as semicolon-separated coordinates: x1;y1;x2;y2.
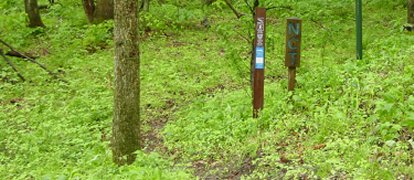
285;17;302;68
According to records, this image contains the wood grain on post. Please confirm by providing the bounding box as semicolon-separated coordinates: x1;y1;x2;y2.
285;18;302;68
288;68;296;91
253;8;266;118
285;18;302;91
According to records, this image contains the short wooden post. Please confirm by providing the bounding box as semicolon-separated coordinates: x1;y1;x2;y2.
253;8;266;118
285;18;302;92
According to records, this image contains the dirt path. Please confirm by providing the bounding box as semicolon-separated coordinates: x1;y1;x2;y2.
140;32;252;178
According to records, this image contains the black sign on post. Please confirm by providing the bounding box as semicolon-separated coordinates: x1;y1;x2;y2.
253;8;266;118
285;17;302;91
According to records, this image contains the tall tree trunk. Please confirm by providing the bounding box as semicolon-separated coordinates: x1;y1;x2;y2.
82;0;95;23
94;0;114;23
82;0;114;24
112;0;141;166
409;0;414;25
24;0;45;28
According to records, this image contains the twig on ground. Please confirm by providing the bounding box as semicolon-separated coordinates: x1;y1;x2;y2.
0;49;26;81
0;38;68;83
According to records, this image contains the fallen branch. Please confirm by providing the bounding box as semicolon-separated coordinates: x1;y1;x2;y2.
0;38;68;83
0;49;26;81
3;49;38;59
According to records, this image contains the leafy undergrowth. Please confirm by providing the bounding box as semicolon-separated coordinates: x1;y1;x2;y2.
1;0;414;179
1;1;233;179
163;1;414;179
164;59;414;178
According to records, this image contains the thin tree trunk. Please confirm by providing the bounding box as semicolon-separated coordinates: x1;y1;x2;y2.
112;0;141;166
409;0;414;25
24;0;45;28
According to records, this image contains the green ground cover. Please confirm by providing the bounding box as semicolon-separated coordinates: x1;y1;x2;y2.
1;0;413;179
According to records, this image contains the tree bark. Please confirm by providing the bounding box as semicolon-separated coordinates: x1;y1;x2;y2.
94;0;114;23
112;0;141;165
82;0;95;23
409;0;414;25
24;0;45;28
82;0;114;24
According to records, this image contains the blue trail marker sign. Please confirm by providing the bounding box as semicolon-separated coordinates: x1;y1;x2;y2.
253;8;266;118
285;17;302;91
255;46;264;69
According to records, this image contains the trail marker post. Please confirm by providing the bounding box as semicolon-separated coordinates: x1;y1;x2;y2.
356;0;363;59
253;8;266;118
285;18;302;91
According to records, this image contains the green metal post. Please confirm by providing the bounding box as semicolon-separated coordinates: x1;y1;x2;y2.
356;0;363;59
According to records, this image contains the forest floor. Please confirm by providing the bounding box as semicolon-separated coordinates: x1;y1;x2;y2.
1;0;414;179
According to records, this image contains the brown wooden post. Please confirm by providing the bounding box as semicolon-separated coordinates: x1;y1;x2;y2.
253;8;266;118
288;68;296;90
285;18;302;91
